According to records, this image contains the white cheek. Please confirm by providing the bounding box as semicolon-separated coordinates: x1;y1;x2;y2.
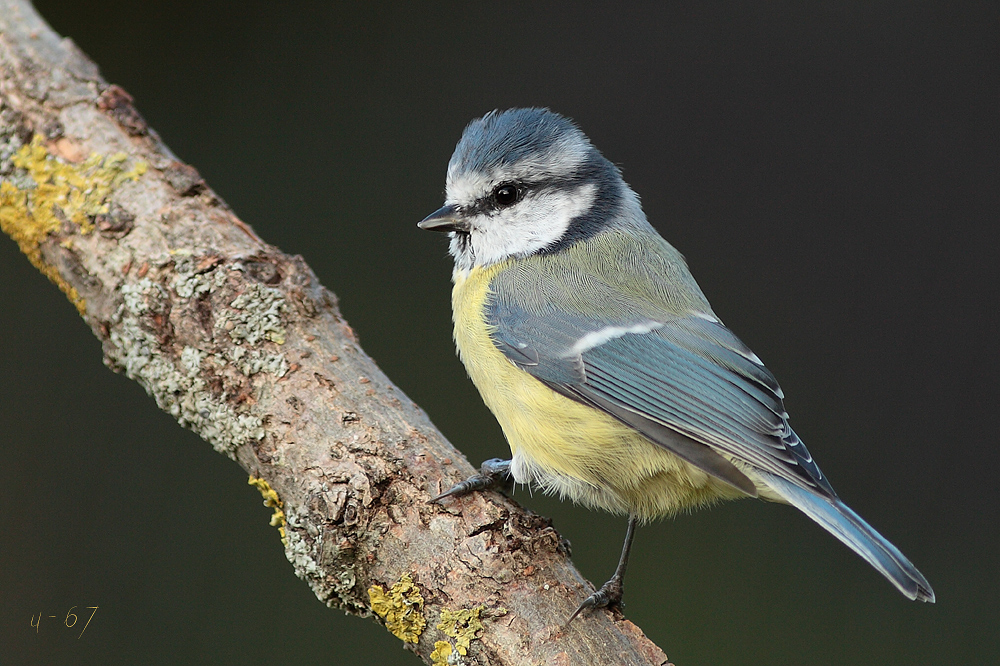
471;184;597;266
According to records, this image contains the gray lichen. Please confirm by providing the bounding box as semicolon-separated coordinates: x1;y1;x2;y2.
283;507;366;614
107;277;269;457
171;268;219;300
226;345;289;378
0;123;32;188
220;280;288;345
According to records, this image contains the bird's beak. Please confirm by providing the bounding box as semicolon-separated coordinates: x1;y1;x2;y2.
418;204;469;233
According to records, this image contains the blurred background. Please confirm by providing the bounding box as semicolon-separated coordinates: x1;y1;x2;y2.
2;1;997;664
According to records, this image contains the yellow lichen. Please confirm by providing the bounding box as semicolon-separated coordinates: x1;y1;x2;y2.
436;605;485;658
248;476;288;546
367;573;426;644
0;136;146;314
430;640;453;666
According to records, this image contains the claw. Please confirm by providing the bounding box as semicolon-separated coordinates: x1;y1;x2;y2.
430;477;488;503
567;576;624;623
566;515;637;623
430;458;513;503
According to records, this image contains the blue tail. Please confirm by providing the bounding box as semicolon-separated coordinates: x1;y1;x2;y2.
760;472;935;602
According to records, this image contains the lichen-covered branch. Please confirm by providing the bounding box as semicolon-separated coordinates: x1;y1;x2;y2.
0;2;672;664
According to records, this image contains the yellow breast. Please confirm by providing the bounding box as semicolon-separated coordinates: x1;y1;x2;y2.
451;264;744;521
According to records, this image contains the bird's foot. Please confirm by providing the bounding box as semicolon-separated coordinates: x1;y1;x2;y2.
567;575;624;623
431;458;513;502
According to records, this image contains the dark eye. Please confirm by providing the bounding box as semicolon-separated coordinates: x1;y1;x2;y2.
493;183;520;207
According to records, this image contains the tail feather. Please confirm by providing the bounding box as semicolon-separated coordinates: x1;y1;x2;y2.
760;472;935;602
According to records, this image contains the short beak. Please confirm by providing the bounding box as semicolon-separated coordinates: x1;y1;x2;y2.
418;204;469;233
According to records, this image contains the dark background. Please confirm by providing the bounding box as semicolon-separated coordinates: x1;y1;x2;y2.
2;2;997;664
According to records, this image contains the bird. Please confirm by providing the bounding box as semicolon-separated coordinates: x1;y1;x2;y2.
418;107;934;619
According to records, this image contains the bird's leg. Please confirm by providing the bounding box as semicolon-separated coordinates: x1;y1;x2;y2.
430;458;514;502
568;515;638;622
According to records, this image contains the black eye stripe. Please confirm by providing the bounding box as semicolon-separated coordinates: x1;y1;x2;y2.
465;170;601;217
466;182;527;215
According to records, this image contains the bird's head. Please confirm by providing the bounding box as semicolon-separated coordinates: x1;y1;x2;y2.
419;108;637;271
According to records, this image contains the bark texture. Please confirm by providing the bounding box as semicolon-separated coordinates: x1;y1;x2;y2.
0;2;675;665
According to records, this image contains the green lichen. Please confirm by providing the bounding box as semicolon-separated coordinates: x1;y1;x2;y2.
0;135;145;314
435;605;485;661
248;476;288;546
368;573;426;644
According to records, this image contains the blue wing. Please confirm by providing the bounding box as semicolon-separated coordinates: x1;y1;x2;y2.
487;297;837;499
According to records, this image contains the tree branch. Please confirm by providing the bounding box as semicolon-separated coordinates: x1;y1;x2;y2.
0;2;672;664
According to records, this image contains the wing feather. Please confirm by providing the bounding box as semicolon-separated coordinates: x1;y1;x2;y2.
488;297;836;498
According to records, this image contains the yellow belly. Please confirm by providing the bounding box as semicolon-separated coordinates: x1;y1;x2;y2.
451;264;744;521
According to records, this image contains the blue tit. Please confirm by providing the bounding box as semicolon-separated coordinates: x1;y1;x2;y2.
419;108;934;618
